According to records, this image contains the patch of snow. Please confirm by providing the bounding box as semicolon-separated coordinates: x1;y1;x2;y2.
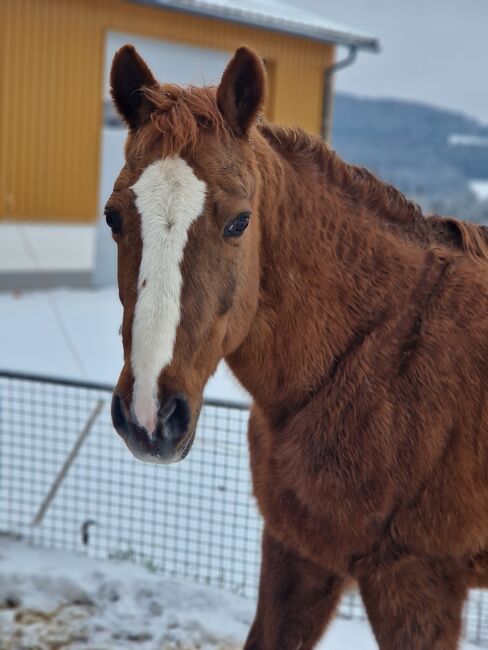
0;538;250;649
449;134;488;147
146;0;379;50
0;539;481;650
470;180;488;202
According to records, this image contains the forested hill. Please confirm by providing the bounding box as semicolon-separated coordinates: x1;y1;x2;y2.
332;93;488;220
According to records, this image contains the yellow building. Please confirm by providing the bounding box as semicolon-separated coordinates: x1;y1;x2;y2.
0;0;378;222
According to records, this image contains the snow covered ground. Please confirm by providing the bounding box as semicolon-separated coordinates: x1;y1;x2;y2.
0;537;248;650
0;538;432;650
0;286;249;401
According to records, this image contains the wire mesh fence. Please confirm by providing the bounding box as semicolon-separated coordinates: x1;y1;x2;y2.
0;370;487;646
0;370;261;599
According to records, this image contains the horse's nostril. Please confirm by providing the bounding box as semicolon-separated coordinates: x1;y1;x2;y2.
163;398;178;423
111;392;128;433
160;395;190;443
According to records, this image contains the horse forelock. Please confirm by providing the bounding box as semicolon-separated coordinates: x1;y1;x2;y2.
135;84;231;159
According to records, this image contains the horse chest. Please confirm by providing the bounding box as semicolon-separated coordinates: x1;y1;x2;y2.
247;411;384;570
248;397;488;571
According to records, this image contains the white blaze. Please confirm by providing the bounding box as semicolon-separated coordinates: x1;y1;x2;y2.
130;156;206;434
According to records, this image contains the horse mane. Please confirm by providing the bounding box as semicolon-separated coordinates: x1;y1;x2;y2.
258;121;488;262
426;215;488;261
138;84;231;158
258;121;423;223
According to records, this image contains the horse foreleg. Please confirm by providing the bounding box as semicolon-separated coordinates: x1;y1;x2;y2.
244;529;346;650
359;555;467;650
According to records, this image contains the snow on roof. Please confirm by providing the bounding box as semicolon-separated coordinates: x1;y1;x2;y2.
133;0;380;51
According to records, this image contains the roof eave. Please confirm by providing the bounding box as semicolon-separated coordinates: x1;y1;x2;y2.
131;0;380;53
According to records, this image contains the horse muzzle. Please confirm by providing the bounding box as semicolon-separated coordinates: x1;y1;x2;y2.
111;391;196;464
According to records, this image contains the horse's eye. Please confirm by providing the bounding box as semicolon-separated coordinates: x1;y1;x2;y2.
105;209;121;235
196;115;212;129
224;212;250;238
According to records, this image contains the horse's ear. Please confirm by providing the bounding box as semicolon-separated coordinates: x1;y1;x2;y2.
110;45;157;130
217;47;266;137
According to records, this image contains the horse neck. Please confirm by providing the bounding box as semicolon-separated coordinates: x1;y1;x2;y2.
226;131;424;422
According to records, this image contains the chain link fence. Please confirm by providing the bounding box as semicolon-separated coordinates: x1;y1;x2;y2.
0;370;487;646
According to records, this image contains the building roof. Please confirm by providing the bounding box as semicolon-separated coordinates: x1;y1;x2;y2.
134;0;380;51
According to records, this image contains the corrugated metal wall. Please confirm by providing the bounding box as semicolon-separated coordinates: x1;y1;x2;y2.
0;0;105;222
0;0;334;221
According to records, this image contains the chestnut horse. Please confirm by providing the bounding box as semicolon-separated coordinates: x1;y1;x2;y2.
107;45;488;649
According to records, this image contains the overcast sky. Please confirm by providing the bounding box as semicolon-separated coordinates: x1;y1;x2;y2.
292;0;488;125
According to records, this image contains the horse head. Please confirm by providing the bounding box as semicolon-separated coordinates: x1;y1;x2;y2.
107;45;265;463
